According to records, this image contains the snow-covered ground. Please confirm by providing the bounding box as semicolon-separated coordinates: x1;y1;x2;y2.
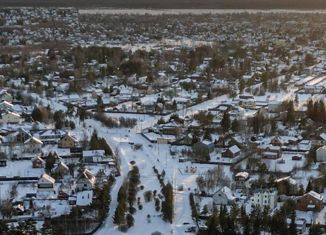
66;111;221;234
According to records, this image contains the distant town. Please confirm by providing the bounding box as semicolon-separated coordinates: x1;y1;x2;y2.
0;8;325;235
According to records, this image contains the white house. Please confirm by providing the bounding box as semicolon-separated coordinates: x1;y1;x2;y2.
316;146;326;162
251;188;278;209
38;173;55;191
76;169;96;192
82;150;105;163
38;129;66;144
24;137;43;153
212;186;235;205
0;111;21;124
0;90;13;103
0;101;14;112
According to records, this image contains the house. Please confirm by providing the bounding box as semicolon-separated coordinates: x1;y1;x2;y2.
316;146;326;162
258;145;282;159
0;111;21;124
286;218;307;234
0;101;14;112
38;129;66;144
212;186;235;206
271;136;282;146
14;128;31;143
274;176;298;195
24;137;43;153
222;145;240;158
53;161;70;177
32;156;45;168
76;169;96;192
234;171;250;189
157;122;181;136
296;191;324;212
251;188;278;209
0;90;13;103
172;135;193;146
82;150;105;163
58;133;79;148
238;95;256;108
38;173;55;191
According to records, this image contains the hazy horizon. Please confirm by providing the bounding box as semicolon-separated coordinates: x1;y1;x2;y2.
1;0;326;9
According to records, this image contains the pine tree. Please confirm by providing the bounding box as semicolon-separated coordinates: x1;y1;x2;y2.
126;214;134;228
306;99;314;119
288;211;297;235
306;180;312;193
31;106;43;122
231;119;240;132
203;129;212;141
96;96;104;112
161;183;173;223
172;100;177;111
285;100;295;125
221;111;230;133
45;152;55;172
113;204;125;225
309;223;323;235
206;211;220;235
89;131;100;150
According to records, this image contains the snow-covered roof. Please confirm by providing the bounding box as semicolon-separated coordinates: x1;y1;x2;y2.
235;171;249;179
320;133;326;141
39;173;55;184
25;136;43;145
307;191;323;201
217;186;235;201
83;150;105;157
229;145;240;154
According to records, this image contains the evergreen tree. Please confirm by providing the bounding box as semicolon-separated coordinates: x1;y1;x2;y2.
221;111;230;133
203;129;212;141
285;100;295;125
0;220;8;234
172;100;177;111
306;180;312;193
45;152;56;172
96;96;104;112
206;211;220;235
161;182;173;223
113;204;126;225
31;106;43;122
288;211;297;235
126;214;134;228
231;119;240;132
309;223;323;235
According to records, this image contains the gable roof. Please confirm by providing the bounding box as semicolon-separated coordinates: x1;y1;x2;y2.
39;173;55;184
25;136;43;145
215;186;235;201
306;191;323;201
78;169;96;185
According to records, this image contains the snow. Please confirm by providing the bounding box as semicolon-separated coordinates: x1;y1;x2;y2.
0;160;43;177
262;153;305;173
76;190;93;206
